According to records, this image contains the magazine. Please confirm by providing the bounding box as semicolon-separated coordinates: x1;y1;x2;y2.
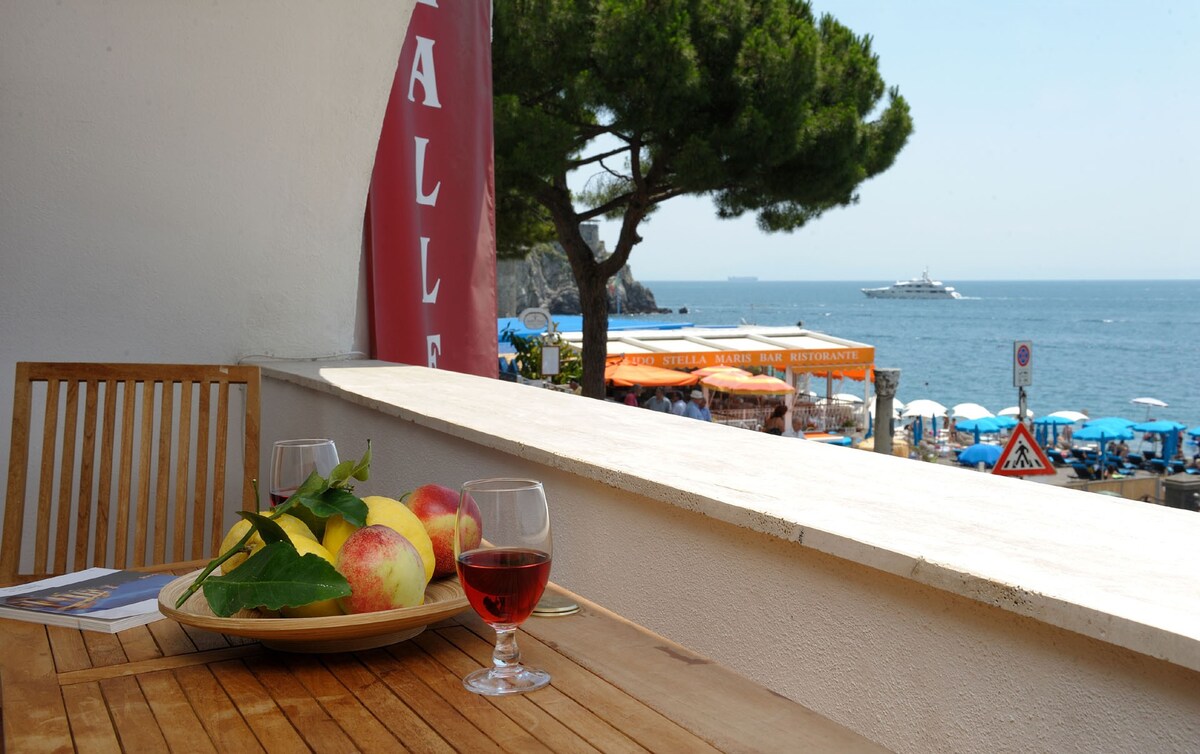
0;568;174;633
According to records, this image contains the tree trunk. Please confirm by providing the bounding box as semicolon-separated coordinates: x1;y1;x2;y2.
576;261;609;399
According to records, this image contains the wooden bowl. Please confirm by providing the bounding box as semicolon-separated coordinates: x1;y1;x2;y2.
158;570;469;653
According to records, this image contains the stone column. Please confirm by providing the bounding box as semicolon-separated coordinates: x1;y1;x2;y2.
873;369;901;455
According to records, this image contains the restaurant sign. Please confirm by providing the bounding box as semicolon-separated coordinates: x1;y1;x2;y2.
618;347;875;371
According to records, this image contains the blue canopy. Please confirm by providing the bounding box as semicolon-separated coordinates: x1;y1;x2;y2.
1074;424;1134;442
958;443;1002;467
955;417;1003;444
1189;426;1200;438
1131;420;1185;433
1084;416;1135;429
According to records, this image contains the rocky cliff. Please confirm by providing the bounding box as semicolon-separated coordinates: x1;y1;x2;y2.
496;244;661;316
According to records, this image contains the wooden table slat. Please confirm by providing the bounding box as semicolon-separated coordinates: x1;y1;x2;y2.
61;682;122;753
172;664;266;753
242;654;363;754
99;675;171;752
136;670;220;754
208;659;313;754
0;620;74;753
388;639;560;754
319;653;456;754
413;630;648;754
46;624;93;674
286;654;407;753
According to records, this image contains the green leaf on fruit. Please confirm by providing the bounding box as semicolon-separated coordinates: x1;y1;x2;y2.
293;487;368;528
329;459;356;486
202;541;350;617
294;469;329;499
351;441;372;481
239;511;288;544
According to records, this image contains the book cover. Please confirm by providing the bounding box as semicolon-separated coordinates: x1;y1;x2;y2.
0;568;175;633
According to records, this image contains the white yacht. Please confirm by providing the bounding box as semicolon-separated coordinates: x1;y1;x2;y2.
861;269;962;299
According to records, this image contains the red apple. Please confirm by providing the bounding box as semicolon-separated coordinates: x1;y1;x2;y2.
335;525;427;613
404;484;481;578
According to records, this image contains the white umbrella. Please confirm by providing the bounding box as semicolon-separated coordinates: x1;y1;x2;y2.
997;406;1034;418
867;397;904;417
950;402;993;421
831;392;864;404
1131;397;1168;408
901;399;947;418
1047;410;1089;423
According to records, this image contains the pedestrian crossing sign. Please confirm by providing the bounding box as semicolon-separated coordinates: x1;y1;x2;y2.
992;422;1056;476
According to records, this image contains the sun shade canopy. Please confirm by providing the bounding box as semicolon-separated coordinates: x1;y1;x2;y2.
561;326;874;375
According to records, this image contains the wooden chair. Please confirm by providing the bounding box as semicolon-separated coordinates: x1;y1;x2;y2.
2;363;260;583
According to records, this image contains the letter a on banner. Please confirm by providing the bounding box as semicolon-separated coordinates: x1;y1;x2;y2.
366;3;497;377
992;423;1056;477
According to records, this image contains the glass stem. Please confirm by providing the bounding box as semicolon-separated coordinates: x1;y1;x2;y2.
492;627;522;671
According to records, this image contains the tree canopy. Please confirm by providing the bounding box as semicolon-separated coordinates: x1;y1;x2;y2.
493;0;913;397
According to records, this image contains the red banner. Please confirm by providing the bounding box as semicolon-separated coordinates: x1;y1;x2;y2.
367;1;496;377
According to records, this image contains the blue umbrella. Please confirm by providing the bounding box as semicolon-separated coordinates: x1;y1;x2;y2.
993;415;1019;430
1131;420;1185;433
958;443;1002;467
1075;423;1135;471
1188;426;1200;438
955;417;1003;444
1034;414;1078;446
1084;416;1135;429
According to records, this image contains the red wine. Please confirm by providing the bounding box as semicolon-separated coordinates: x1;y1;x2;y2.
457;548;551;626
269;490;295;508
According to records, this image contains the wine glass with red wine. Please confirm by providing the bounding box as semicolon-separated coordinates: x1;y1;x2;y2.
455;478;552;696
270;439;339;534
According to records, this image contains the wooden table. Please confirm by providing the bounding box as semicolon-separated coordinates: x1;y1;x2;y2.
0;579;888;753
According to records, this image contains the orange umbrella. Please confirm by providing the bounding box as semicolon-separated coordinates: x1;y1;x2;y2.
690;364;752;379
699;372;794;395
605;361;699;388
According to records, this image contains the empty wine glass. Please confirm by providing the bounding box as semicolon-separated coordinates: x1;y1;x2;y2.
270;439;338;535
455;478;552;695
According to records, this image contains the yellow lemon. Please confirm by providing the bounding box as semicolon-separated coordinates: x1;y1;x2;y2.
322;496;435;584
280;538;344;618
217;513;316;574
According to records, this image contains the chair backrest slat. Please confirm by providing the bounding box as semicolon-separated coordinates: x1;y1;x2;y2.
2;363;261;583
52;378;81;574
192;383;211;559
34;378;60;572
74;379;100;568
94;378;118;566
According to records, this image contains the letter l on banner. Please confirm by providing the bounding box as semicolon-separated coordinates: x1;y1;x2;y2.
366;1;497;377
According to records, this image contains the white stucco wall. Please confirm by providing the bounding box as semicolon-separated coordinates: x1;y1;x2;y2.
260;362;1200;754
0;1;417;480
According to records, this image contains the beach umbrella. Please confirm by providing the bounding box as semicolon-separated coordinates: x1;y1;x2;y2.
1075;423;1135;471
1188;426;1200;438
690;364;752;379
1047;410;1089;423
997;406;1034;419
901;399;947;419
604;361;700;388
1034;414;1078;446
1131;420;1185;434
1084;416;1135;429
699;371;794;395
958;443;1002;467
1133;421;1185;464
831;392;864;404
955;417;1004;444
951;403;993;421
993;416;1019;429
1131;396;1169;420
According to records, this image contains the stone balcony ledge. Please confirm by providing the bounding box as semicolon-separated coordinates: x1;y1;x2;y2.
257;359;1200;676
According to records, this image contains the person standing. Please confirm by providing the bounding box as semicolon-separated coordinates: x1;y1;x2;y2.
685;390;712;422
670;391;687;416
783;413;807;438
623;384;641;406
643;387;671;412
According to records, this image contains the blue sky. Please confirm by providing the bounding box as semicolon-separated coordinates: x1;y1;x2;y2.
569;1;1198;281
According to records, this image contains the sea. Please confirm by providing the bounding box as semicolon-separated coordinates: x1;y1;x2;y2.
621;279;1200;428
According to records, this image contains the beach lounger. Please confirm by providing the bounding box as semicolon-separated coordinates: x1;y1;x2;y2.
1045;449;1067;466
1070;462;1097;481
1147;459;1167;474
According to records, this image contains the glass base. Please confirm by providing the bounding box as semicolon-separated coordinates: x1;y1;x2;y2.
462;665;551;696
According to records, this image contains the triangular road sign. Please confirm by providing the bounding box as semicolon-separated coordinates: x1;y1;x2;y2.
993;422;1056;476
